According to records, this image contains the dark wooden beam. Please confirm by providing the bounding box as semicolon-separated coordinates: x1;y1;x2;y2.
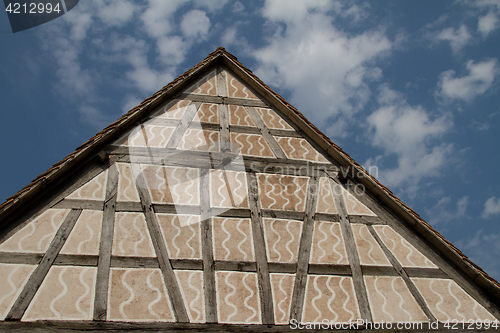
245;106;287;159
218;104;231;152
166;102;200;149
178;92;268;108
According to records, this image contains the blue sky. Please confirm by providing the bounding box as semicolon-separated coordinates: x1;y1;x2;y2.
1;0;500;280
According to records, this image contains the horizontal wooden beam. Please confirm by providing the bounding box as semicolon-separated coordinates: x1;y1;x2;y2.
349;215;386;225
52;199;104;210
179;92;268;108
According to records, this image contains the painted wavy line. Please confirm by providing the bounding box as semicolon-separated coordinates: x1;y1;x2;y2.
91;173;105;199
221;219;232;260
187;272;202;321
400;237;417;267
326;277;339;322
185;222;197;258
278;176;290;210
265;178;277;209
224;273;238;322
171;218;182;257
339;277;355;320
242;273;257;323
184;169;197;205
331;223;344;264
311;276;323;322
77;215;96;254
374;277;394;322
233;173;245;207
119;270;135;320
38;211;64;251
208;131;219;151
285;221;295;262
429;279;449;320
358;226;376;265
277;275;289;322
0;266;20;310
299;139;311;160
146;271;162;320
257;137;266;156
287;137;296;158
17;222;35;251
392;277;412;321
159;127;170;147
448;280;465;320
237;219;249;260
270;220;282;262
50;267;69;318
75;267;91;318
154;167;167;203
120;165;136;201
292;177;305;211
317;223;329;263
170;168;182;204
118;217;131;255
132;214;145;255
216;171;229;206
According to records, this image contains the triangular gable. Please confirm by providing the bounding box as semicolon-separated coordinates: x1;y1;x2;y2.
0;48;499;330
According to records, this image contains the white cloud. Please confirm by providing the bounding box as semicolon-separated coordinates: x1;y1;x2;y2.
141;0;189;38
194;0;228;12
181;10;211;38
261;0;332;23
96;0;136;27
478;11;499;37
437;59;499;102
233;1;244;13
434;25;472;54
483;196;500;218
426;196;469;225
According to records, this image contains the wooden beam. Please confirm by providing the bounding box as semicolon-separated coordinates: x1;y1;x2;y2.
246;172;274;325
93;163;119;321
216;67;228;97
348;215;386;225
52;199;104;211
131;164;189;323
268;129;302;138
261;210;305;221
5;209;82;320
214;261;257;272
329;176;373;322
218;104;231;152
290;176;319;322
178;93;268;108
245;106;287;159
165;102;200;149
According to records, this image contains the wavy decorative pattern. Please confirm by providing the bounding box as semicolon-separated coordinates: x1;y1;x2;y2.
112;213;155;257
342;190;376;216
142;165;199;205
412;278;496;322
23;266;96;321
175;270;205;323
122;125;175;148
316;177;338;214
262;218;301;263
257;174;309;211
365;276;428;322
155;99;190;119
0;209;70;253
302;275;360;323
185;70;217;96
66;171;108;201
60;210;103;255
270;274;295;325
226;72;259;100
255;108;293;130
212;217;254;261
275;137;329;162
374;225;437;268
117;163;140;202
194;103;219;123
231;133;274;157
211;170;248;208
351;224;391;266
310;221;348;265
216;271;261;324
108;268;174;322
157;214;201;259
229;105;256;127
0;264;35;320
178;128;220;152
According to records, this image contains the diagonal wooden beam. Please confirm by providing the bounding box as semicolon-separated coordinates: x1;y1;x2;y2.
245;107;287;159
246;172;274;324
290;176;319;322
165;102;201;149
6;208;82;320
93;163;119;320
131;164;189;323
328;176;373;322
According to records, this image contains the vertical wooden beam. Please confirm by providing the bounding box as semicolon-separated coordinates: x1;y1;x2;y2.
166;102;201;149
216;67;228;97
246;172;274;325
290;176;319;322
367;224;437;322
245;107;287;159
131;164;189;323
93;164;119;321
200;168;217;323
218;104;231;153
329;176;373;322
6;209;82;320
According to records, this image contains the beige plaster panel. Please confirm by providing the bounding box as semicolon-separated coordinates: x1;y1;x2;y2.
178;128;220;152
342;189;376;216
0;264;35;320
212;217;254;262
228;105;256;127
310;221;348;265
225;71;259;100
316;177;338;214
120;125;175;148
302;275;360;323
66;171;107;201
112;212;155;257
257;174;309;211
60;210;103;256
175;270;205;323
194;103;218;123
108;268;174;322
211;169;249;209
142;165;199;205
116;163;140;202
231;133;275;157
263;218;301;263
23;266;96;321
411;278;496;321
373;225;437;268
0;209;70;253
153;99;190;119
216;271;261;324
364;276;428;323
275;137;329;163
270;273;295;325
255;108;294;131
351;224;391;266
185;70;217;96
157;214;201;260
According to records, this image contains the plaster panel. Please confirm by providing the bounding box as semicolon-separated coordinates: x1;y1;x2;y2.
275;137;329;163
257;174;309;211
0;264;35;320
0;209;70;253
23;266;96;321
216;271;261;324
342;189;376;216
153;99;190;119
185;70;217;96
157;214;201;260
212;217;254;262
112;212;155;257
229;105;256;127
178;128;220;152
60;210;103;256
175;270;205;323
255;108;294;131
225;71;259;100
210;169;249;209
310;221;348;265
263;218;301;263
66;170;107;201
231;133;274;157
351;224;391;266
194;103;219;123
116;163;140;202
120;125;175;148
316;177;338;214
270;273;295;325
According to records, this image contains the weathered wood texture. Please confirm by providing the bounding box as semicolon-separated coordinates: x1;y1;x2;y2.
6;209;82;320
216;67;228;97
179;93;268;108
166;102;200;149
245;106;287;159
218;104;231;152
